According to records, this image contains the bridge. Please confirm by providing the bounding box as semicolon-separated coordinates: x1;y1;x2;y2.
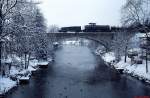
47;32;115;51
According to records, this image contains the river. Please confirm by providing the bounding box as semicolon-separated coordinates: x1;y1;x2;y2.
5;42;150;98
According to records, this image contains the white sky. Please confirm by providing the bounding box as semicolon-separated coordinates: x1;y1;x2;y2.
38;0;125;27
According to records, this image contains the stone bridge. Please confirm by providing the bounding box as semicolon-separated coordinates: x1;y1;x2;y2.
47;32;115;51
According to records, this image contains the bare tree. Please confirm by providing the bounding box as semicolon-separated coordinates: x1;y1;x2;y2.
112;31;133;62
121;0;150;72
48;25;59;33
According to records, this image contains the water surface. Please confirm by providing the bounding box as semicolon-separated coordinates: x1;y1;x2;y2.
6;45;150;98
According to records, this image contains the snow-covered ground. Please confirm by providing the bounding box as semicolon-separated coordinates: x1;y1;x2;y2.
95;46;106;55
0;77;17;95
115;56;150;82
0;56;52;95
101;52;115;63
38;61;49;65
98;51;150;83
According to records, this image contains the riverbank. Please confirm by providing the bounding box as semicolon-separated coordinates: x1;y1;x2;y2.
95;50;150;84
0;58;51;96
0;77;17;96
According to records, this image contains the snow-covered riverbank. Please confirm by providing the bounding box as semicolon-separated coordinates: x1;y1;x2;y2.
114;56;150;83
96;51;150;84
94;32;150;84
0;58;51;95
0;77;17;95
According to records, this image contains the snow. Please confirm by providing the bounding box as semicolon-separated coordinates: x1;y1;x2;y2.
115;56;150;80
9;67;20;76
128;48;141;54
29;59;39;67
102;52;115;63
28;66;36;71
53;42;59;45
19;76;30;80
101;52;150;81
95;46;106;55
38;61;49;65
8;58;50;78
133;32;150;38
0;55;52;95
0;77;17;95
10;67;30;77
1;55;20;63
114;56;131;69
129;33;146;48
18;70;30;75
29;59;40;70
1;58;12;64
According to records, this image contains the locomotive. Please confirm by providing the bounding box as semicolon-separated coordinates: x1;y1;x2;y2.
83;23;111;32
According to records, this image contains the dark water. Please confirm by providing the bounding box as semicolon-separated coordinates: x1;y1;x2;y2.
5;45;150;98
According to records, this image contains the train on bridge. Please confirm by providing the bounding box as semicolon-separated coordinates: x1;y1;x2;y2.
59;26;82;32
59;23;123;33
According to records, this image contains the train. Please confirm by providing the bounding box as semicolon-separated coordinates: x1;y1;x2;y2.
59;26;82;32
59;23;123;33
83;23;111;32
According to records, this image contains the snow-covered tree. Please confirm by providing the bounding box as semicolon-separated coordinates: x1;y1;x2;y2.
48;25;59;33
31;8;48;61
122;0;150;72
0;0;20;75
112;30;134;62
0;0;48;75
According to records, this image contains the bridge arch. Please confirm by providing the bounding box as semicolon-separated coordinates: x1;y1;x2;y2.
80;36;110;51
47;32;114;51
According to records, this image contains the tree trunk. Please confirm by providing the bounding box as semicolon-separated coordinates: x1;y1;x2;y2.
124;45;128;63
27;53;31;69
25;53;27;69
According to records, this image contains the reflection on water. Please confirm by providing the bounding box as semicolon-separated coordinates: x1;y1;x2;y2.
55;46;96;71
6;40;150;98
61;38;90;46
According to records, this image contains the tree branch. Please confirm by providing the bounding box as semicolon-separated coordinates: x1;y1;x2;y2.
3;0;18;18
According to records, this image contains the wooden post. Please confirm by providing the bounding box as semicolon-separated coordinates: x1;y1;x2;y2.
124;45;128;63
24;53;27;69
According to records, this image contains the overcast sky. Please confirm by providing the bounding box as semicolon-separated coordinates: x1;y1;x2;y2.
38;0;125;27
